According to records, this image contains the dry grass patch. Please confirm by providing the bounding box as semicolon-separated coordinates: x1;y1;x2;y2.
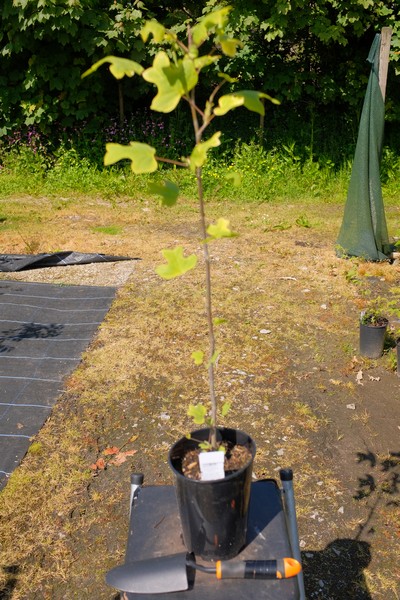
0;196;399;598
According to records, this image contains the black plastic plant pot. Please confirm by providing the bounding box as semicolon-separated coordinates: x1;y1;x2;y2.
168;427;256;561
359;320;388;358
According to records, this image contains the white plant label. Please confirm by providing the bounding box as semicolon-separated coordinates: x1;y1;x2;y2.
199;451;225;481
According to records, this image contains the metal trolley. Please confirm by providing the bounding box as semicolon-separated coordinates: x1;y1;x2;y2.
106;469;306;599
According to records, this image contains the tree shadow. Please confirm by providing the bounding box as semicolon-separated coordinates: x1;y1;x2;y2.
303;538;372;599
0;565;19;600
302;450;399;598
353;449;399;539
0;322;64;354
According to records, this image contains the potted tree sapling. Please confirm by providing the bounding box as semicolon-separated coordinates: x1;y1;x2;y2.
83;6;279;561
359;307;389;359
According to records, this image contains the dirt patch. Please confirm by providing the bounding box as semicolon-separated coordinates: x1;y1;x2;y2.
0;197;399;599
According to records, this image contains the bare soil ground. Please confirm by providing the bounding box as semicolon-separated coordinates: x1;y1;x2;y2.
0;195;399;599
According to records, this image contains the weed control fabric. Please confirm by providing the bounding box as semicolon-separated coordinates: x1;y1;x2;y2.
0;280;116;489
0;252;134;272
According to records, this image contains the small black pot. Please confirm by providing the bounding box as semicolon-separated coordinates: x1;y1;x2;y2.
168;427;256;561
359;319;388;358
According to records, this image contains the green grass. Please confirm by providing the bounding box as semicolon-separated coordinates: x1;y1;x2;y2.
91;225;123;235
1;140;400;206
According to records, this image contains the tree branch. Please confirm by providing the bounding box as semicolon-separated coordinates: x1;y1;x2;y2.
155;156;188;168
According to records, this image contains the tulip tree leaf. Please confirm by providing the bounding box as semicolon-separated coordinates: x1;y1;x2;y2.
199;440;213;451
189;132;221;171
140;20;166;43
191;350;204;366
214;91;280;117
155;246;197;279
218;72;238;83
104;142;157;173
225;171;242;186
218;36;243;57
192;7;231;46
143;51;198;113
188;45;199;59
194;55;220;70
213;317;226;325
82;56;144;80
221;401;231;417
148;180;179;206
208;350;220;366
206;218;237;240
187;403;207;425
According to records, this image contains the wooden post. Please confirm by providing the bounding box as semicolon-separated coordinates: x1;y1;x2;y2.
379;27;392;101
378;28;394;260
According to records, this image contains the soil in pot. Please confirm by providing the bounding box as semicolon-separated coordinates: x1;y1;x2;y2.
182;442;253;480
362;315;388;327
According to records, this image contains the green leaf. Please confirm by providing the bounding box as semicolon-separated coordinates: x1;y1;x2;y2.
225;171;242;186
143;51;198;113
208;350;220;366
206;217;237;240
188;45;199;59
148;180;179;206
213;317;227;325
194;55;220;70
218;72;238;83
82;56;144;80
140;20;166;43
104;142;157;173
199;440;213;451
189;132;221;171
218;36;243;57
192;7;231;46
221;401;231;417
155;246;197;280
187;404;207;425
214;91;280;117
191;350;204;366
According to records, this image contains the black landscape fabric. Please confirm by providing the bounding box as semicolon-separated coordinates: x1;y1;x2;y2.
0;280;117;489
0;251;136;272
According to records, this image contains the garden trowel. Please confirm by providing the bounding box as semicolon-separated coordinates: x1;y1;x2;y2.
106;552;190;594
106;551;301;594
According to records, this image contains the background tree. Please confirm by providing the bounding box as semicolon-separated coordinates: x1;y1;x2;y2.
0;0;148;133
0;0;399;150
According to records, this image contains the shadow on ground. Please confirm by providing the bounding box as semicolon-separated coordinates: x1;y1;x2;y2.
0;565;19;600
0;323;64;354
303;538;372;599
303;448;399;599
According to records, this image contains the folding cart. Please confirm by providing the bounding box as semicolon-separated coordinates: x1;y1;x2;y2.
106;469;306;599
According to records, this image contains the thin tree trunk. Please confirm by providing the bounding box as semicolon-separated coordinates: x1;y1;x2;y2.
196;166;217;450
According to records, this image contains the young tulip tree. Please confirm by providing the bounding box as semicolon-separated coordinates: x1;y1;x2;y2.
83;6;279;450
